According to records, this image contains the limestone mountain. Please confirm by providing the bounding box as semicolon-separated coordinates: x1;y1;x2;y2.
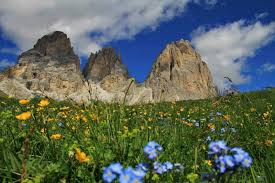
83;48;131;92
145;40;217;101
0;31;217;104
0;31;84;100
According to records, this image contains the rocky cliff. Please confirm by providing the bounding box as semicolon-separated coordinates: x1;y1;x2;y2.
83;48;131;92
0;31;85;100
145;40;217;101
0;31;217;104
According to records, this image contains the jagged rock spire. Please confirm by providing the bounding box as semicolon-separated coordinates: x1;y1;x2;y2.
83;47;129;82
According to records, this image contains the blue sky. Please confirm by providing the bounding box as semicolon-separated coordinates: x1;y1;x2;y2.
0;0;275;91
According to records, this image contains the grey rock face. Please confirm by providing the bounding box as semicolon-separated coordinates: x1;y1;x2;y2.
0;31;85;101
145;40;217;102
83;48;129;82
0;31;217;104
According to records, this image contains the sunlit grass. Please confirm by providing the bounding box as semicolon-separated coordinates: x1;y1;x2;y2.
0;89;274;182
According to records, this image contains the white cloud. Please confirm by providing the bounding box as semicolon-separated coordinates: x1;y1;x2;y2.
255;12;269;20
193;0;218;6
260;63;275;72
191;20;275;89
0;0;196;56
0;59;15;69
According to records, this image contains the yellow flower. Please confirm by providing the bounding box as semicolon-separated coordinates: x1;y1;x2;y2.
75;148;90;163
47;118;54;122
40;128;45;133
92;114;98;122
205;160;212;166
50;134;62;140
186;122;193;127
263;112;270;119
82;116;88;123
38;99;49;107
84;129;90;136
223;115;231;121
250;108;256;112
208;123;215;129
16;111;32;120
265;140;273;146
19;99;30;105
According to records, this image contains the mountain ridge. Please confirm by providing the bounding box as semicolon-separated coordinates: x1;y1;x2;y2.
0;31;217;104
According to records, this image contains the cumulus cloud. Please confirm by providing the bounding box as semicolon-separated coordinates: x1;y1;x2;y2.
0;0;197;56
259;63;275;73
191;20;275;89
0;59;15;70
255;12;269;20
193;0;218;6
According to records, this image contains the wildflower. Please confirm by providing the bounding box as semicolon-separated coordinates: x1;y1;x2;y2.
153;161;174;175
109;163;123;174
208;123;215;129
19;99;30;105
250;108;256;112
164;162;173;170
195;122;200;127
144;141;163;159
208;140;228;155
132;168;146;178
230;147;252;167
50;134;62;140
144;147;157;159
40;128;45;133
154;162;165;174
216;112;222;116
221;128;226;133
206;136;212;141
215;156;227;173
38;99;49;107
205;160;212;166
16;111;32;120
91;114;98;122
82;116;88;122
186;122;193;127
223;155;235;168
265;140;273;146
241;155;253;168
75;148;90;163
119;167;134;183
103;167;116;183
136;163;149;172
223;115;231;121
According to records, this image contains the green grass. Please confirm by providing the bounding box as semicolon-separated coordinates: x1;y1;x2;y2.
0;89;274;182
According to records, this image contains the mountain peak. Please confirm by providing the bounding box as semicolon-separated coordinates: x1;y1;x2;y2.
83;47;129;82
33;31;75;57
